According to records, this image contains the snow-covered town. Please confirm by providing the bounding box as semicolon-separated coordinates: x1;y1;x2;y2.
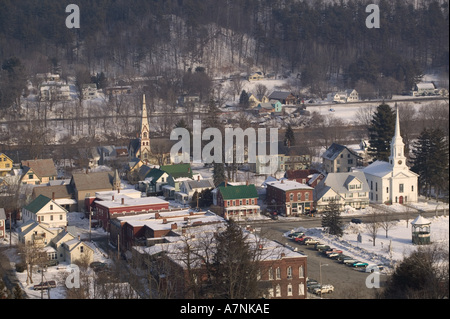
0;0;449;305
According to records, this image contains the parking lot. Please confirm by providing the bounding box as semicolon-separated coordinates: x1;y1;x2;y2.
257;219;388;299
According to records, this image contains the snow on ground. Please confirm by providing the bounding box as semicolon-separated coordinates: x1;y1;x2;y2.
283;202;449;273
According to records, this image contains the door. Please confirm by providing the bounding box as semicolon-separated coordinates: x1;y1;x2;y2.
399;196;403;204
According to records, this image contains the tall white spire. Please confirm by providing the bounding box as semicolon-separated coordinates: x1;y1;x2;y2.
389;103;407;172
139;94;151;160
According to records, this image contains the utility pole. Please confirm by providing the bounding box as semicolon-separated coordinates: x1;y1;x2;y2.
89;207;92;241
9;212;12;247
117;234;120;260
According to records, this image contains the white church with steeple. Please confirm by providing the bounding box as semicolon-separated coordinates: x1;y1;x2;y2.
362;105;418;204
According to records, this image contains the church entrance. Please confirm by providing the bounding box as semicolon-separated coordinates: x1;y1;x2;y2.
399;196;404;204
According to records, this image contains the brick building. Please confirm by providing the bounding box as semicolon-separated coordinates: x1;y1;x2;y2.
266;179;313;216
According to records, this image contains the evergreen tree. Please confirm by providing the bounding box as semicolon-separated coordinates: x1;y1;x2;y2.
211;220;261;299
321;198;343;236
368;104;395;162
412;128;449;198
213;161;225;187
284;124;295;147
239;90;249;109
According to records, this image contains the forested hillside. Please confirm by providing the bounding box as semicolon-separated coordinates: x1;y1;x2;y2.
0;0;448;101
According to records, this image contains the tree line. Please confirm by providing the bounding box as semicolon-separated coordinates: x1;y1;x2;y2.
0;0;448;109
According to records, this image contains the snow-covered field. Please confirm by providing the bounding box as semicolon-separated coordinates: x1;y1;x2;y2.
283;202;449;273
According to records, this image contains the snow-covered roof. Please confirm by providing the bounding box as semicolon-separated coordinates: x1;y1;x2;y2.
362;160;392;178
411;214;431;225
266;179;313;191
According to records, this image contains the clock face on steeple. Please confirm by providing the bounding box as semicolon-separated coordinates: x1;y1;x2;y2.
398;160;402;165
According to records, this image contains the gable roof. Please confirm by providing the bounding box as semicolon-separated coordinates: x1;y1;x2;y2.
268;91;294;100
160;163;193;179
32;184;74;200
71;171;115;191
320;171;369;195
21;159;57;178
139;166;166;182
23;195;52;214
218;184;258;200
322;143;362;161
285;169;321;180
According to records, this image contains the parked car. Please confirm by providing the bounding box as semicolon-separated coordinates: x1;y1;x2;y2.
342;258;358;265
33;281;56;290
304;238;319;245
351;218;362;224
352;261;369;268
313;284;334;295
315;244;331;251
324;248;343;256
328;252;342;259
294;235;306;242
308;283;322;293
287;231;304;238
365;264;385;273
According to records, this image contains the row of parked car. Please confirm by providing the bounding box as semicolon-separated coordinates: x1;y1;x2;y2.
287;231;320;246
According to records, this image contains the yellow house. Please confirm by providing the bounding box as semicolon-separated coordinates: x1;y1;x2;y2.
0;153;13;177
20;159;57;185
62;239;94;264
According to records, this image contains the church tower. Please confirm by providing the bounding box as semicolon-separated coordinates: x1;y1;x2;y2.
138;94;151;160
389;104;407;174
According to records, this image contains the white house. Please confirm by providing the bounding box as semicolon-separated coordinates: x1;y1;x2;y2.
411;82;437;97
82;83;98;100
314;171;370;211
175;178;215;205
22;195;68;228
361;106;418;204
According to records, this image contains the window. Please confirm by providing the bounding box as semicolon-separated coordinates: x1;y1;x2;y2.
411;185;414;192
386;187;389;193
28;174;34;179
299;283;305;296
276;267;281;280
268;268;274;280
50;205;53;210
297;193;301;201
239;200;242;205
50;215;53;221
287;283;293;296
289;193;294;201
80;246;84;253
60;215;63;220
399;184;404;193
299;266;304;278
287;266;292;279
348;159;353;165
275;285;281;297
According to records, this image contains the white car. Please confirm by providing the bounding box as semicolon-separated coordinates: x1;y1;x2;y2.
313;284;334;295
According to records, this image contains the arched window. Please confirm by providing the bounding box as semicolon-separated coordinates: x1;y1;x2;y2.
276;267;281;280
287;266;292;279
298;266;304;278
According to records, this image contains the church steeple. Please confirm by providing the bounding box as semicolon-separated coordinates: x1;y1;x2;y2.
139;94;151;160
389;103;407;173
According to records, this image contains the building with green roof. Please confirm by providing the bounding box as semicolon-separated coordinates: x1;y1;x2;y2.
22;195;68;228
216;184;260;220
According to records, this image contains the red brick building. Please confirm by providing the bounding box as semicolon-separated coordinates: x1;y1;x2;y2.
93;195;169;231
266;179;313;215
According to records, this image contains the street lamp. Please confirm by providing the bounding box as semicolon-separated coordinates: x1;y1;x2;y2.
319;261;329;299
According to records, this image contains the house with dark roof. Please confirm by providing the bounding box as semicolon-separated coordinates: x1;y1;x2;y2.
32;184;77;212
137;167;170;195
216;183;260;220
322;143;363;174
20;159;57;185
70;170;119;212
268;91;297;105
285;169;325;188
176;178;215;204
0;153;14;177
22;195;68;228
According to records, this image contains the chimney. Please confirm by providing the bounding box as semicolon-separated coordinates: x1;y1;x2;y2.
246;180;249;186
52;192;55;201
112;195;114;201
184;217;189;221
171;223;177;230
225;179;228;187
198;175;200;181
163;218;168;224
121;198;124;205
155;213;160;219
78;235;80;241
281;252;286;258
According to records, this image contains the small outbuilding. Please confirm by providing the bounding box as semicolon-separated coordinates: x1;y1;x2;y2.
411;214;431;245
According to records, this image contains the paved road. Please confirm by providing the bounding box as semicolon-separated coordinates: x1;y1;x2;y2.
245;208;448;299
